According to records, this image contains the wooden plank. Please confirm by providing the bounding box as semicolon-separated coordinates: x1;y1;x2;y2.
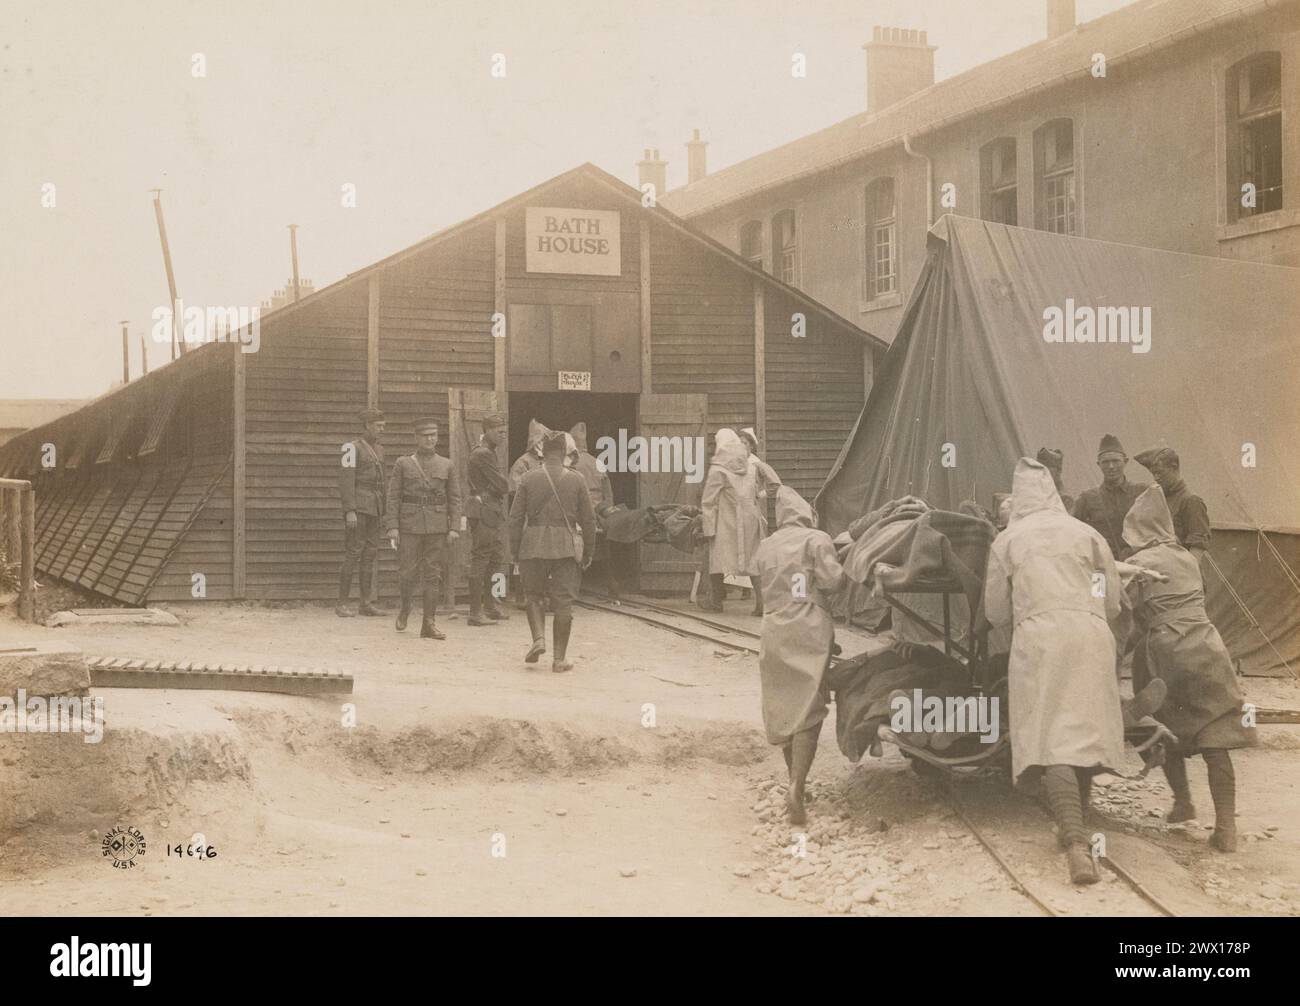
18;486;35;621
367;274;380;408
494;215;506;394
232;344;247;598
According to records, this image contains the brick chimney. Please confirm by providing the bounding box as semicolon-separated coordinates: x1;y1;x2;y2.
1046;0;1076;38
686;128;708;184
863;27;935;113
637;148;668;197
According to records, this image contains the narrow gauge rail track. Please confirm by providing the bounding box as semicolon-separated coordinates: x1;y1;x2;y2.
581;590;1179;917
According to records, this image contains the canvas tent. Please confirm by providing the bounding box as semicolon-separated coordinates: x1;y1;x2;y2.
818;215;1300;676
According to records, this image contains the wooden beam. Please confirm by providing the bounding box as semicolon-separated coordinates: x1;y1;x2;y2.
862;343;875;401
232;345;247;599
640;218;653;395
753;280;766;447
367;274;380;409
19;486;35;622
494;216;507;393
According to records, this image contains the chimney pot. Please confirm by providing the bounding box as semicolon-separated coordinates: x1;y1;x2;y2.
686;128;708;184
636;146;668;195
863;25;936;113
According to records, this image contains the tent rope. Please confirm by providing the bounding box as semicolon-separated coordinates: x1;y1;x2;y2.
1204;551;1297;679
1255;528;1300;597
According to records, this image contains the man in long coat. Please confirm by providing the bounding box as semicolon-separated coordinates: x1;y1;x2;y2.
508;431;597;673
1121;485;1254;852
740;426;782;616
752;486;846;826
984;458;1126;885
699;429;764;612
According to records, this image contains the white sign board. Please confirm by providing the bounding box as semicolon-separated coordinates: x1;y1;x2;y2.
557;370;592;392
525;207;621;276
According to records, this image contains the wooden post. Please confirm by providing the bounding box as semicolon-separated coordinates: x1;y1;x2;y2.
19;486;35;621
5;487;19;569
640;220;653;395
862;343;875;401
367;274;380;409
232;344;247;598
753;280;767;447
494;217;507;394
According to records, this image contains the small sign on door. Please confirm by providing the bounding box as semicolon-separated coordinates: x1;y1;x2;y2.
557;370;592;391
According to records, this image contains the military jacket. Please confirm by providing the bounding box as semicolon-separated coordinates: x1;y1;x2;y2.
385;451;463;534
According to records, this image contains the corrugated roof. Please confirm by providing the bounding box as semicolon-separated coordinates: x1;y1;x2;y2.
663;0;1289;218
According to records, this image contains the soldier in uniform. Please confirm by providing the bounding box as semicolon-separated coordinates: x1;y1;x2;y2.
509;431;597;673
1134;447;1211;561
1072;433;1146;560
467;413;510;626
337;408;386;618
385;418;462;639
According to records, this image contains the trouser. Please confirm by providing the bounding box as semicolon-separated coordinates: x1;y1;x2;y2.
520;557;580;617
1164;748;1236;824
339;512;382;602
469;516;505;613
397;532;446;615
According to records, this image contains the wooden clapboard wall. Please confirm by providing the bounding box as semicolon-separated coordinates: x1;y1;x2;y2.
242;285;369;600
762;287;865;503
647;217;755;435
375;223;496;598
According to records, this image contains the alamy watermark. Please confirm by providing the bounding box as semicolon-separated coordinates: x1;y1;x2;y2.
594;430;706;483
0;689;104;743
1042;299;1150;354
151;300;260;353
890;688;1000;744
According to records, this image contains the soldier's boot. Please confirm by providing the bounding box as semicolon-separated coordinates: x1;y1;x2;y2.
1163;753;1197;823
750;576;764;617
420;584;445;640
467;570;491;627
395;592;412;632
483;573;509;621
357;563;382;616
524;602;546;663
1044;765;1098;885
1204;749;1237;852
551;615;573;674
336;565;356;617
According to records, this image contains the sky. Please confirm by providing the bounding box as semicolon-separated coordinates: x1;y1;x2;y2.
0;0;1133;398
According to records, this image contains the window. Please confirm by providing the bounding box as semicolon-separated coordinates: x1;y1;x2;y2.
771;210;797;283
864;178;897;299
1034;119;1076;235
1228;53;1283;218
739;221;763;267
980;138;1018;226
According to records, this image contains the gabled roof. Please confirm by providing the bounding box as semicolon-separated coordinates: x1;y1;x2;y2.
256;161;883;348
0;163;882;471
663;0;1288;218
0;399;86;431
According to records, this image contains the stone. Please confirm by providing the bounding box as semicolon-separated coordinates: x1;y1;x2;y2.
46;607;179;628
619;868;637;878
732;865;752;878
0;642;90;698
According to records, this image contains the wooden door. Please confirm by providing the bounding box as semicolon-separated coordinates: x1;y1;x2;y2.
636;393;708;594
447;388;508;604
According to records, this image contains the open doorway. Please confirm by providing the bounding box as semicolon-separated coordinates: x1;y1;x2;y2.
508;390;639;595
507;391;638;507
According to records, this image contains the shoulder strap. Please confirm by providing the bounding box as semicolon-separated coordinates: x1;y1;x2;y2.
410;454;432;485
541;466;576;535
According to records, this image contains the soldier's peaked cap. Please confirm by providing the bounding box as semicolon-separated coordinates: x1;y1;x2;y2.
414;417;440;434
1135;446;1179;469
481;413;505;430
358;408;385;423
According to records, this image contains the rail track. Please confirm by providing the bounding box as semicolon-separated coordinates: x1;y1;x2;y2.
581;589;1180;917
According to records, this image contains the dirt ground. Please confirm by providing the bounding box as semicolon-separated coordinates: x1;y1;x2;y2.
1;592;1298;916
